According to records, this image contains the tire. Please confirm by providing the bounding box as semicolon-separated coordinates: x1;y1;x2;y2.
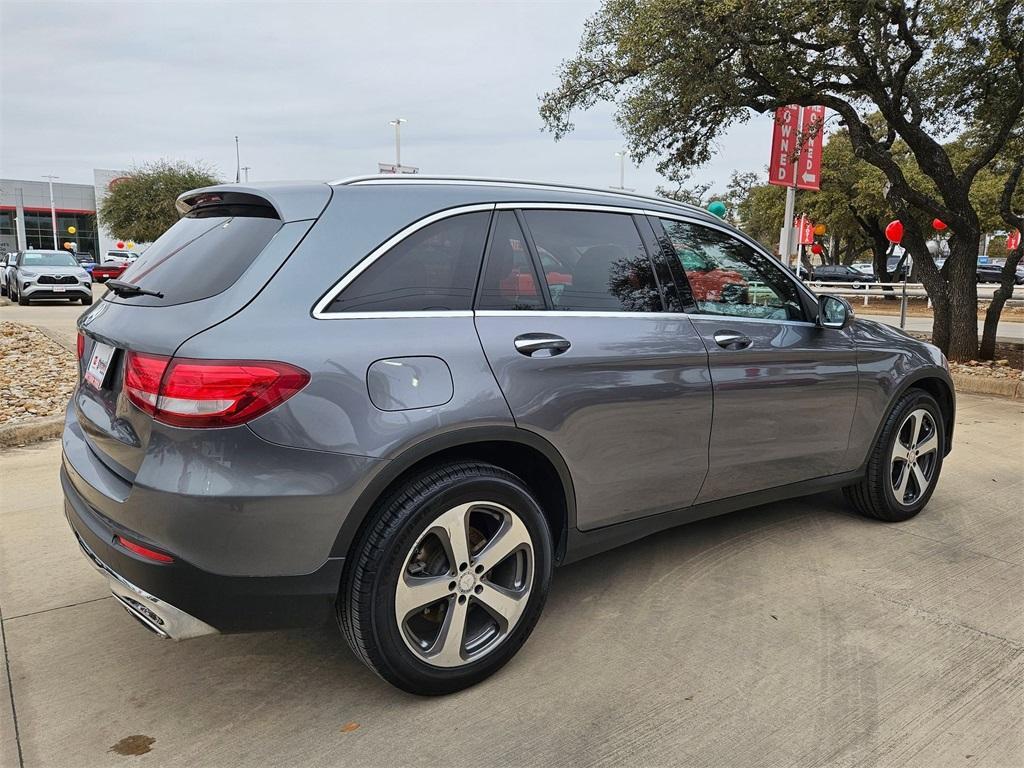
844;388;945;522
17;292;28;306
338;461;553;695
81;294;93;305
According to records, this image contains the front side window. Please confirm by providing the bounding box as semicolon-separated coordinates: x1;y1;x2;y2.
657;219;806;321
326;211;490;313
523;211;661;312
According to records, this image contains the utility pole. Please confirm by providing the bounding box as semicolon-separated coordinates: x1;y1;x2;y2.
389;118;407;169
42;175;59;249
235;136;241;183
611;151;634;191
241;166;251;183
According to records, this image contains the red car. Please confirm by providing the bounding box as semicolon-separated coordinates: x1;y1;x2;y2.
92;263;127;282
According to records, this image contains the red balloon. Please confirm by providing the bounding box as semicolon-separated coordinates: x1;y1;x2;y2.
1007;229;1021;251
116;241;125;249
810;243;823;255
884;220;904;244
932;218;947;231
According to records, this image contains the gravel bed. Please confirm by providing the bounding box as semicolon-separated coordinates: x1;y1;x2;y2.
950;359;1024;380
0;321;77;425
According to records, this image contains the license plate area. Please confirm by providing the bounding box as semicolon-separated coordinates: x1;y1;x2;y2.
85;342;116;389
53;286;67;293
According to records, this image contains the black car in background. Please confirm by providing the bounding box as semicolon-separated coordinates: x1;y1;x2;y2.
812;264;877;283
977;261;1024;285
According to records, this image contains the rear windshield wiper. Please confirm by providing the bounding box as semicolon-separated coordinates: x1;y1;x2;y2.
106;279;164;299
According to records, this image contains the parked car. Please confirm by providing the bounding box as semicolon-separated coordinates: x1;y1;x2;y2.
7;250;93;306
977;260;1024;284
850;261;874;276
1;252;16;296
74;252;97;275
811;264;877;284
886;256;910;280
91;262;127;282
63;179;954;695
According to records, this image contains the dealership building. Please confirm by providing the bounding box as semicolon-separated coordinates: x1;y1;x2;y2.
0;169;132;258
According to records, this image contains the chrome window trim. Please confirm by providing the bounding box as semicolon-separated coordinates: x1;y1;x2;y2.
474;310;690;319
644;209;822;319
496;202;646;215
312;203;495;320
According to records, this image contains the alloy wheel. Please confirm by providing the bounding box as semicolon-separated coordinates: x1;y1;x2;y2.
889;408;939;506
395;501;534;668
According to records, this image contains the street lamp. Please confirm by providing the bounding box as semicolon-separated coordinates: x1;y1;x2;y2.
241;166;251;183
389;118;407;169
42;175;59;249
613;151;626;190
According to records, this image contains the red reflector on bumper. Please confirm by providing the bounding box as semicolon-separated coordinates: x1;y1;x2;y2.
116;535;174;563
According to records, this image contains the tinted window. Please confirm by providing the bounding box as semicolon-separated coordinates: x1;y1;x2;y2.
523;211;660;312
477;212;543;310
117;206;282;306
327;211;490;313
658;219;806;321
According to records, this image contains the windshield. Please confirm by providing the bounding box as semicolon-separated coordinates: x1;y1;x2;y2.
22;252;78;267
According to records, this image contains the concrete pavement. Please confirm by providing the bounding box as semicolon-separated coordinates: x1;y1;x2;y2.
0;285;103;351
1;395;1021;767
861;314;1024;343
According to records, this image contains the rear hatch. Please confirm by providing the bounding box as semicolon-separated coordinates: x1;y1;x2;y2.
75;185;329;481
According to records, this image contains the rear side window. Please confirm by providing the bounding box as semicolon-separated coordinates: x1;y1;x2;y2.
116;206;282;306
522;211;662;312
477;212;543;310
326;211;490;313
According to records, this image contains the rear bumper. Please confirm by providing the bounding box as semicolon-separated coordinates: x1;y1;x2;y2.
71;523;218;640
61;460;347;634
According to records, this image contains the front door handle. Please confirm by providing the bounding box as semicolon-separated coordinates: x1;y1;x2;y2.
514;333;571;357
713;330;752;350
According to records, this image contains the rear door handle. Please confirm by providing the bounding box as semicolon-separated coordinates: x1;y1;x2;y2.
713;330;752;350
514;333;571;357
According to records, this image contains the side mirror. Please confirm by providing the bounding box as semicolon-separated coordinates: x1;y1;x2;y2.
817;294;853;330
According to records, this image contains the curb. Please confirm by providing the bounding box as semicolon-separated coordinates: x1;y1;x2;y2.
0;415;64;449
951;372;1022;399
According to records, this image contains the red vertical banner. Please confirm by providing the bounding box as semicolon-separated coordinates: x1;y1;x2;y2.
796;106;825;190
768;105;800;187
798;216;815;245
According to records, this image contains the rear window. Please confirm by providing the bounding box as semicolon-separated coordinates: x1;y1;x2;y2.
324;211;490;313
113;205;281;306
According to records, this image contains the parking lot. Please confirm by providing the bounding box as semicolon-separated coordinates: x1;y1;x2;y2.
1;368;1021;767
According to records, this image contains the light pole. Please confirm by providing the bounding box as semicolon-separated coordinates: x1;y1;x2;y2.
234;136;241;183
241;166;251;183
42;175;59;249
389;118;407;169
613;151;626;190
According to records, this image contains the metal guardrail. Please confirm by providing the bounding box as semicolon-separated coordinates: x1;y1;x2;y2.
802;280;1021;329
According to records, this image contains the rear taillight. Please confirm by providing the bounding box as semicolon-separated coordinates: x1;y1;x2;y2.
76;332;84;360
123;351;309;428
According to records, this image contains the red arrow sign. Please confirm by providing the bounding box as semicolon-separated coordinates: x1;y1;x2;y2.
796;106;825;190
768;105;800;187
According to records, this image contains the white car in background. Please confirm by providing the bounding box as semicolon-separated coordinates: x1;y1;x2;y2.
851;262;874;276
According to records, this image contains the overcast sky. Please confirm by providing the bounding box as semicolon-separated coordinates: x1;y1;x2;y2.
0;1;776;196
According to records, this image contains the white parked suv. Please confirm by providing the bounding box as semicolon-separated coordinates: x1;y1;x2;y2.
7;250;93;306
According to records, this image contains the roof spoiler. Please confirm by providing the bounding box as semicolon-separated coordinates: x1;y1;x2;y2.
176;183;332;223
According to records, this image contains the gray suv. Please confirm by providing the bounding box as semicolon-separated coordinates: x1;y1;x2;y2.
62;178;954;695
8;249;93;305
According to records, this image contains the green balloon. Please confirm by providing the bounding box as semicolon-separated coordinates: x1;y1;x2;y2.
707;200;727;217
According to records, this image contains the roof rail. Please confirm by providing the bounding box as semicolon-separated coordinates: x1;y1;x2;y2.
328;174;708;215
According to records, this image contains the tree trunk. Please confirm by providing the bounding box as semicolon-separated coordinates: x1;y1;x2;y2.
944;233;981;361
980;245;1023;360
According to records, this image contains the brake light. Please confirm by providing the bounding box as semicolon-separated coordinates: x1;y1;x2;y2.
116;535;174;563
76;332;84;360
123;351;309;428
